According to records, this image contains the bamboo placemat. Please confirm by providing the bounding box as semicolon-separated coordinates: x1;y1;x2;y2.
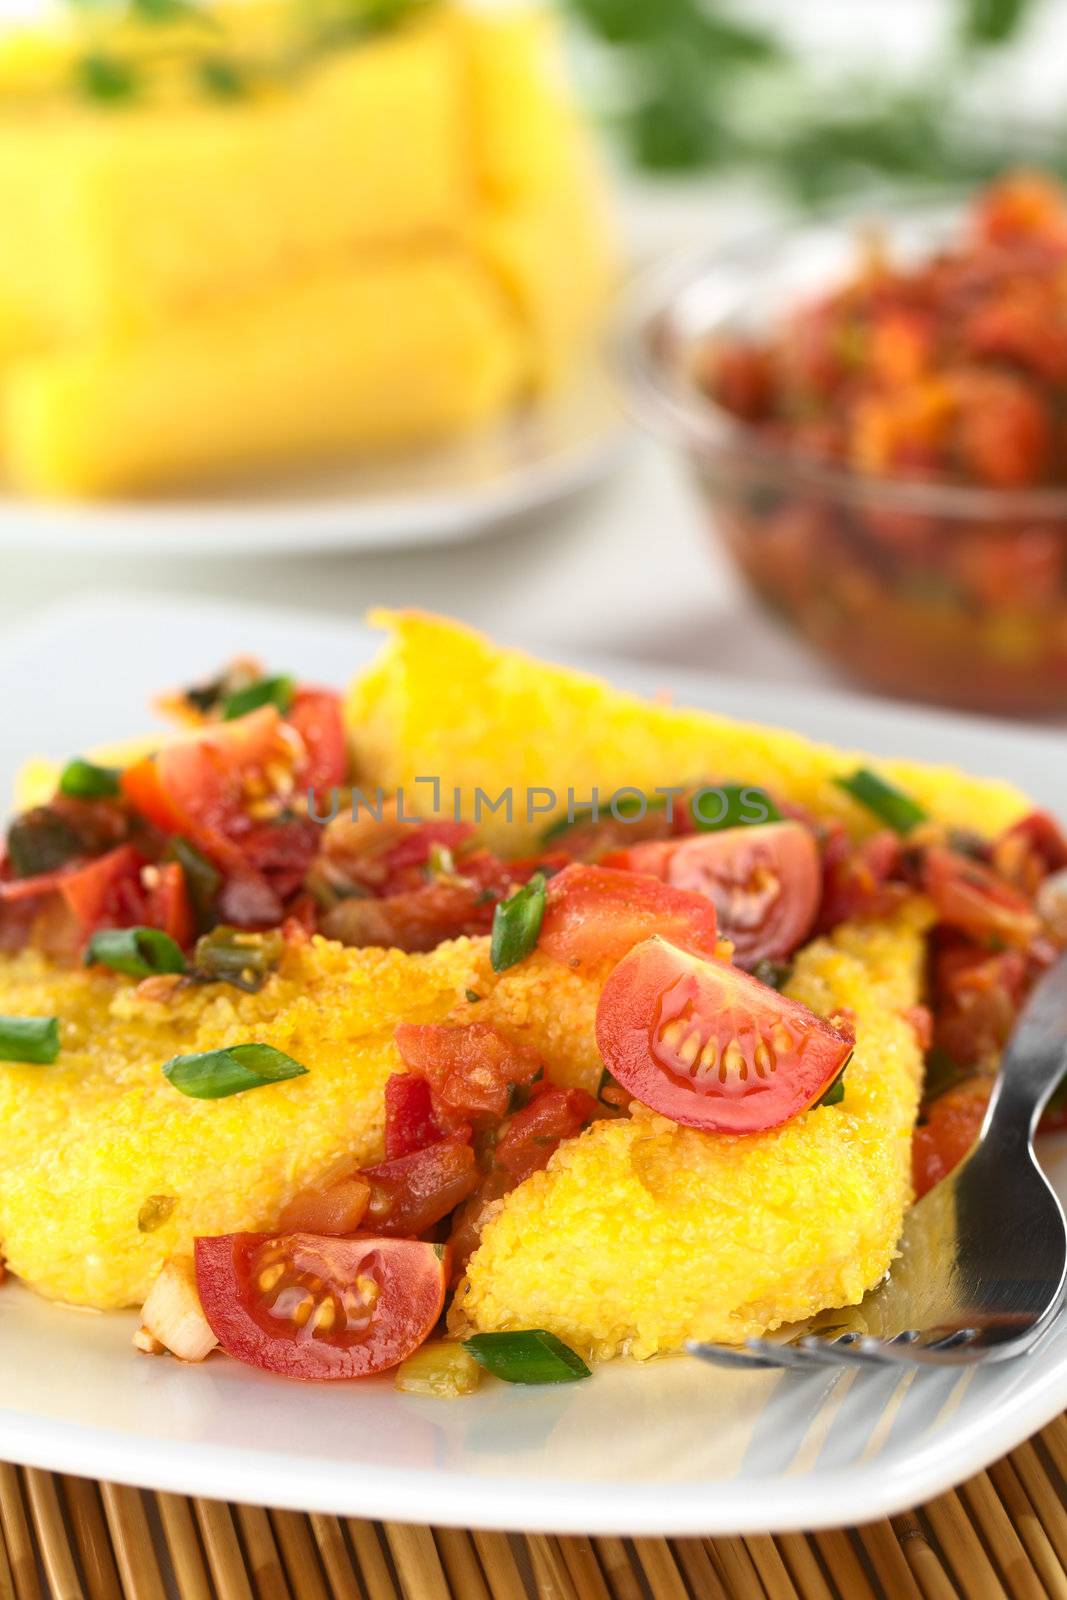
2;1414;1066;1600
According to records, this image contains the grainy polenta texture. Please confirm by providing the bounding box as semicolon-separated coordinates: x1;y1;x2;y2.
458;902;934;1358
347;611;1030;852
0;936;620;1310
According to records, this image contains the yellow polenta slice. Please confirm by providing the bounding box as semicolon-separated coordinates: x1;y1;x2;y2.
460;904;932;1358
5;252;520;497
0;932;609;1309
347;610;1030;852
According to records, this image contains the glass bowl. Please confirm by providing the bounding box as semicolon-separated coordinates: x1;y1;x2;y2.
622;201;1067;716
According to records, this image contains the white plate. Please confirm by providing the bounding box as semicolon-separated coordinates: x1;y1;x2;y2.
1;593;1066;1537
0;369;624;557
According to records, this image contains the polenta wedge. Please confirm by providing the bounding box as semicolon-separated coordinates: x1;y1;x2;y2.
0;620;1062;1387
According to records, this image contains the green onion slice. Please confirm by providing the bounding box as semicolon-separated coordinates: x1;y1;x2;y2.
0;1015;60;1064
222;675;295;722
192;925;285;992
58;758;122;799
6;808;83;878
490;872;546;972
86;926;187;979
834;768;927;835
690;784;782;832
462;1330;591;1385
165;837;222;929
751;959;792;992
819;1073;846;1107
163;1042;308;1099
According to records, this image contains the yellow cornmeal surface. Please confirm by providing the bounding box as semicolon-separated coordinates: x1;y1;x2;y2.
347;611;1030;853
459;902;933;1358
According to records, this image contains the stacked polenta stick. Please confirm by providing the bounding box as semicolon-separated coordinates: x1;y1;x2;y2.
0;3;615;497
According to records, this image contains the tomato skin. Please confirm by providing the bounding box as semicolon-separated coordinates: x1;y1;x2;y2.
538;863;719;973
277;1177;372;1236
595;937;854;1134
602;823;820;968
912;1085;990;1198
384;1073;446;1160
194;1232;448;1381
494;1086;598;1184
361;1135;479;1236
285;689;347;795
147;860;195;947
394;1022;542;1123
921;847;1040;949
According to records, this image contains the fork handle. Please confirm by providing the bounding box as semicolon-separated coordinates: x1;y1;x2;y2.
982;949;1067;1146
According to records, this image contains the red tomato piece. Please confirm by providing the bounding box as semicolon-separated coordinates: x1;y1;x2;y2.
537;863;720;973
603;822;819;967
360;1135;479;1237
285;688;348;795
394;1021;542;1123
320;880;495;953
922;847;1040;949
912;1084;990;1199
194;1232;448;1381
817;827;906;934
384;1073;446;1160
146;860;195;948
494;1085;598;1185
595;937;854;1134
277;1177;372;1236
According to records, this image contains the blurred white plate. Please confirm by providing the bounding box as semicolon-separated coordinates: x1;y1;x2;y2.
1;594;1066;1535
0;367;625;557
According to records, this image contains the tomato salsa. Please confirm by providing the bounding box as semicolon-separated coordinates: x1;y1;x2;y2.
693;173;1067;712
3;661;1065;1383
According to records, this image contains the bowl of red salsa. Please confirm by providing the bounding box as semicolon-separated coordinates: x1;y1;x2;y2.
626;173;1067;714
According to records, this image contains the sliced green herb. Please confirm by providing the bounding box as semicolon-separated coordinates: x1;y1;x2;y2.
165;837;222;930
834;769;928;835
76;52;138;102
0;1015;60;1065
6;807;84;878
192;926;285;993
222;674;294;722
690;784;782;831
58;758;122;800
163;1042;307;1099
819;1073;847;1107
464;989;483;1004
86;926;187;979
751;959;792;992
506;1066;544;1115
463;1330;591;1385
490;873;546;973
137;1194;177;1233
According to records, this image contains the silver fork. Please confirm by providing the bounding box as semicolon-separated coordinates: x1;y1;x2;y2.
689;949;1067;1373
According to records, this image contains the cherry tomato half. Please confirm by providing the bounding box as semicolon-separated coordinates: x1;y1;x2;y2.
194;1232;448;1381
537;863;720;973
602;822;820;968
594;937;854;1134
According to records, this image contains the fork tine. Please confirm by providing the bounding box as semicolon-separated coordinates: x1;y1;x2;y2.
685;1341;786;1371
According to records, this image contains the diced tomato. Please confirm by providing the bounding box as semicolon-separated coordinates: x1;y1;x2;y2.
277;1177;372;1236
931;937;1028;1066
194;1232;448;1381
146;861;195;948
818;827;906;932
285;688;347;795
360;1135;479;1237
603;822;820;968
378;821;476;890
992;811;1067;896
494;1085;598;1185
922;847;1040;948
951;368;1051;489
912;1083;990;1198
394;1022;542;1124
320;880;495;953
537;863;720;973
384;1073;446;1160
595;937;854;1134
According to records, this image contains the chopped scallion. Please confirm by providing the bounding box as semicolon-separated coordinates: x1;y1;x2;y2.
163;1042;308;1099
6;807;83;878
463;1330;591;1385
192;926;284;992
690;784;782;831
58;758;122;800
221;675;294;722
834;768;927;835
86;926;187;979
0;1015;60;1064
165;837;222;930
490;873;546;972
